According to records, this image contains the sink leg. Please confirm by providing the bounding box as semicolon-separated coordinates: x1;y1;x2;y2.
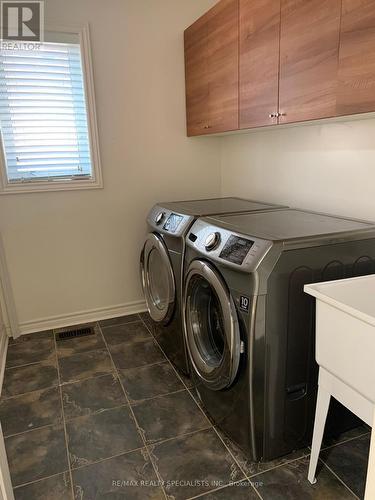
308;383;331;484
364;408;375;500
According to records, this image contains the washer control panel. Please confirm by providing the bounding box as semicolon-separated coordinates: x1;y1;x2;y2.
147;205;194;237
186;219;273;272
219;235;254;265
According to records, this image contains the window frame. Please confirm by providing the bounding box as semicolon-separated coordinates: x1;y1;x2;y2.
0;24;103;194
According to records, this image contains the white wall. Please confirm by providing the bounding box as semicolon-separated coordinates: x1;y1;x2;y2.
0;0;220;330
221;117;375;221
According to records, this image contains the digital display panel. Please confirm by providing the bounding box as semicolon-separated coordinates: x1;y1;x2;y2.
219;235;254;265
163;213;184;233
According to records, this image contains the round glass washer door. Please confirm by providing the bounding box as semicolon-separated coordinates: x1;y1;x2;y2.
140;233;175;323
184;259;241;391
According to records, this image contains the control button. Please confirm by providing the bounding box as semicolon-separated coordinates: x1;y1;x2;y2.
205;232;221;251
189;233;197;242
155;212;165;225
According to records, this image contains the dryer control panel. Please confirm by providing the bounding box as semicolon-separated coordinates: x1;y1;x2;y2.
219;235;254;265
186;219;273;272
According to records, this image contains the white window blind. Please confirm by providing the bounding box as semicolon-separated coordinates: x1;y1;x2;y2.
0;41;93;183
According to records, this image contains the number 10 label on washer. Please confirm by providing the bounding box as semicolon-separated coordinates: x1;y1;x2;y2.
240;295;250;313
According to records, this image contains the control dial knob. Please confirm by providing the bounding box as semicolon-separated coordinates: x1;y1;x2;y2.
205;232;221;251
155;212;166;225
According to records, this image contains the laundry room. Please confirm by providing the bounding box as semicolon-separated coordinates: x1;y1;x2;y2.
0;0;374;499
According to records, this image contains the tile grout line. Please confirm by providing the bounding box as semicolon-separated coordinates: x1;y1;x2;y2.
186;478;260;500
317;457;361;499
60;370;118;387
1;383;59;401
209;423;263;499
245;453;311;480
13;469;71;491
97;318;169;500
128;387;188;406
320;431;371;452
116;357;171;369
64;375;188;411
1;369;116;402
120;358;169;372
138;316;260;499
69;445;146;473
4;420;62;440
53;328;76;500
139;426;214;449
52;321;138;334
5;354;55;372
100;320;145;331
57;346;109;362
64;401;130;424
1;384;59;402
57;346;111;360
97;313;142;328
60;369;118;387
241;474;263;500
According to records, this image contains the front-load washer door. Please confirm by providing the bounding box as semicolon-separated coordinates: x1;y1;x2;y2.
140;233;175;324
184;259;241;391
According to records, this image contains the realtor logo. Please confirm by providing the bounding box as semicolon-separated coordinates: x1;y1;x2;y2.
1;1;44;42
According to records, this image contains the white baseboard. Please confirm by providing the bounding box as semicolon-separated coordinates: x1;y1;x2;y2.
18;300;147;335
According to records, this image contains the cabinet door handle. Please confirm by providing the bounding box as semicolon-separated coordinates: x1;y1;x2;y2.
270;112;286;118
203;125;212;129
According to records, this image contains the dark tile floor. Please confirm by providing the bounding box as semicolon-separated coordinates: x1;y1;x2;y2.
0;313;370;499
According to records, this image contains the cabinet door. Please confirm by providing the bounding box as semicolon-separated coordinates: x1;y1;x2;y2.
206;0;239;134
279;0;341;124
184;0;239;136
337;0;375;116
184;16;209;136
239;0;281;128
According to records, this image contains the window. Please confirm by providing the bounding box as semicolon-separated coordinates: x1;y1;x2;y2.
0;26;102;193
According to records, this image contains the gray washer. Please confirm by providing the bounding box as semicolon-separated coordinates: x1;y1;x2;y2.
140;197;286;374
183;209;375;460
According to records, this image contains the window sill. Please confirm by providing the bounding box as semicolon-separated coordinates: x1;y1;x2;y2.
0;178;103;195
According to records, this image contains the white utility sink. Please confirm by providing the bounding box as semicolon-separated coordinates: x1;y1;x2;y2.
305;275;375;499
306;274;375;404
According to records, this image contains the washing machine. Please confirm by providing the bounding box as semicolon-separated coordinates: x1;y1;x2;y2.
183;209;375;460
140;197;287;375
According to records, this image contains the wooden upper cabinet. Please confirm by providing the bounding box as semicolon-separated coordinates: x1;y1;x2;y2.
185;0;375;136
184;0;239;136
207;0;239;134
278;0;341;124
337;0;375;116
184;16;209;136
239;0;281;129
